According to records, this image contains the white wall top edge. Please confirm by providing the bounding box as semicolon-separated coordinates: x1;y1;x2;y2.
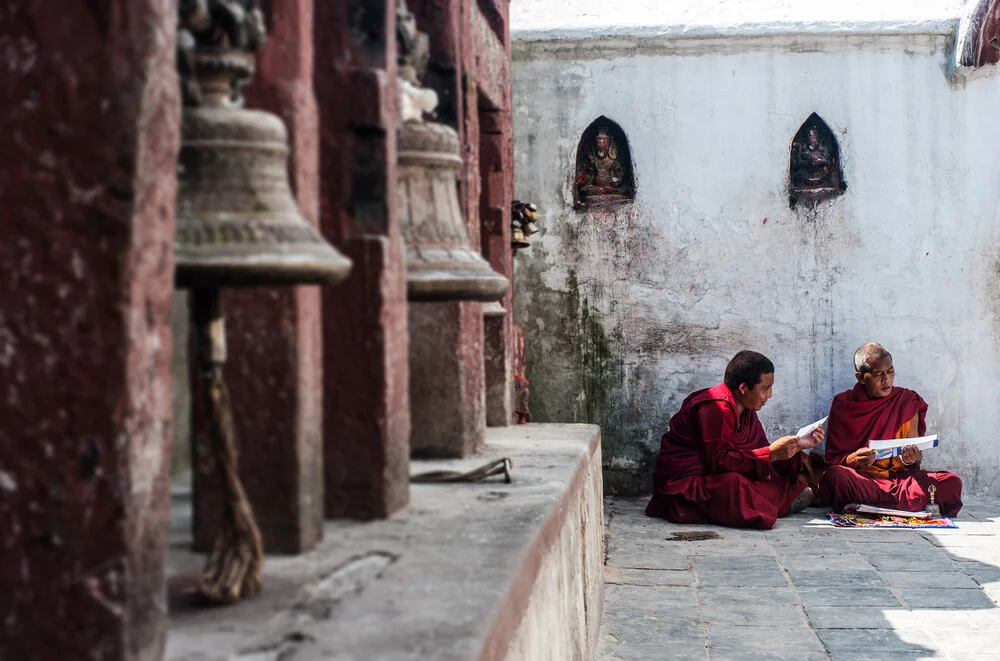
512;20;961;44
511;0;971;43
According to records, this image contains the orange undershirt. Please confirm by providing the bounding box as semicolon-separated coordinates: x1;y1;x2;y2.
859;420;913;479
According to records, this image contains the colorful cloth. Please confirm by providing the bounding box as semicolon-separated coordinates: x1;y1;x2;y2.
646;383;805;530
826;512;957;529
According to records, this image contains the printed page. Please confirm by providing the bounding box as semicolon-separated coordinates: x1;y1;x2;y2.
796;416;828;440
868;435;938;459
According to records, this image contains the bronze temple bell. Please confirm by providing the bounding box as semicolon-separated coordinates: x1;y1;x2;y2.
397;119;509;302
174;54;351;287
395;0;508;303
173;0;350;605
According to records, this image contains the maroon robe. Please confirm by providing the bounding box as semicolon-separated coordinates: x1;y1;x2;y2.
819;384;963;517
645;383;806;530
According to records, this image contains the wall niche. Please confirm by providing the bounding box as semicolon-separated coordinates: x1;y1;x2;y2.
788;113;846;209
573;116;635;209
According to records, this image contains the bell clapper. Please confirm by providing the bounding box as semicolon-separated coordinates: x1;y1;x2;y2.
191;288;265;604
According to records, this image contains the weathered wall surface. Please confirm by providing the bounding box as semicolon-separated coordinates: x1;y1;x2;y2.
512;31;1000;495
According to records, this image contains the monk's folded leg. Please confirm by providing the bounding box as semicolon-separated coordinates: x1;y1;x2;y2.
890;470;964;517
701;473;806;530
818;464;898;513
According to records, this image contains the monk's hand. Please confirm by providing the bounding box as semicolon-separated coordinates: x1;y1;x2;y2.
769;435;801;461
796;425;824;450
850;447;877;468
900;445;921;466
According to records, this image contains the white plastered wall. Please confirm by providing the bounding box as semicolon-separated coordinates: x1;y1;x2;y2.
512;26;1000;494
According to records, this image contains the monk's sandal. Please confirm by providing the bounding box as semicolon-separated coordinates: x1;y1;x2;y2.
789;486;816;514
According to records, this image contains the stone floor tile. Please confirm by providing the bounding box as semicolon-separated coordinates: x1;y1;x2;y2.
878;570;981;588
607;536;688;557
847;540;943;555
944;546;1000;565
698;586;805;627
697;586;798;607
804;605;919;629
770;534;856;550
864;555;957;572
604;584;699;608
693;570;788;587
829;653;947;661
706;624;827;661
836;530;925;543
700;601;807;627
817;628;940;656
896;586;996;609
777;552;871;571
607;544;691;570
604;566;696;587
597;641;709;661
691;555;779;573
601;613;705;646
796;585;902;607
786;569;887;587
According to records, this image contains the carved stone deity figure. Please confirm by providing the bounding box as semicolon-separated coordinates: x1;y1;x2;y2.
576;127;631;205
789;118;846;208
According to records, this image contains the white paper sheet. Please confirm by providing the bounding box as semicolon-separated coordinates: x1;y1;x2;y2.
796;416;828;440
868;434;939;460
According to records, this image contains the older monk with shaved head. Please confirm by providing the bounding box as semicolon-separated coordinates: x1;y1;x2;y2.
819;343;963;517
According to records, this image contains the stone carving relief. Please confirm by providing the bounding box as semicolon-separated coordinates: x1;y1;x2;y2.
788;113;846;209
573;117;634;208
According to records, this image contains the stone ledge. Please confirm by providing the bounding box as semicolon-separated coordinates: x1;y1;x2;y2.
166;423;604;661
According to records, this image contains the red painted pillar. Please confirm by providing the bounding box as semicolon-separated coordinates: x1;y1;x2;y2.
190;0;327;555
480;112;515;427
316;0;411;519
0;1;179;657
406;0;494;458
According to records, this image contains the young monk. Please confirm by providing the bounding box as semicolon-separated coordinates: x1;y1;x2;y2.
645;350;824;530
819;343;963;517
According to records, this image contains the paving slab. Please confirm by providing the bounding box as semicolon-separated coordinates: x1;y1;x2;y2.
607;544;691;570
786;569;888;587
698;587;807;627
816;628;939;656
804;606;918;629
879;570;981;588
796;585;902;608
707;625;827;661
605;567;696;587
897;586;996;609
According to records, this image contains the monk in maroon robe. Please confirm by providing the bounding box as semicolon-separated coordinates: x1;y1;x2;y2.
819;343;963;517
646;351;823;530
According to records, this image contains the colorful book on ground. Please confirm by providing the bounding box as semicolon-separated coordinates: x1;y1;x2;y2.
854;504;931;519
868;434;938;460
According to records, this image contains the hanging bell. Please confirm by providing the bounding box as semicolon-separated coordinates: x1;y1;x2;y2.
397;120;509;302
174;53;352;289
524;221;539;236
512;226;530;249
